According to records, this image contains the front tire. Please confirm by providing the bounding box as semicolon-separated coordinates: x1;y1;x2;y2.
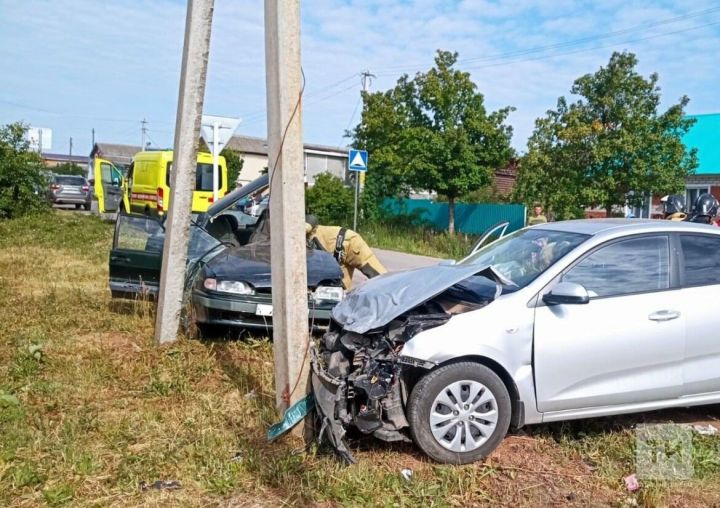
407;362;511;464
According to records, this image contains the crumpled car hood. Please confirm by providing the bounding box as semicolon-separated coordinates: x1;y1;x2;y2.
331;263;514;334
203;240;343;289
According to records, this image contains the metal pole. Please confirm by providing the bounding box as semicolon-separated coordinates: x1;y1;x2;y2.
212;121;219;202
265;0;309;425
154;0;214;345
69;137;73;159
353;172;359;230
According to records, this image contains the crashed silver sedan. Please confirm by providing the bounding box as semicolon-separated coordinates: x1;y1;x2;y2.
312;219;720;464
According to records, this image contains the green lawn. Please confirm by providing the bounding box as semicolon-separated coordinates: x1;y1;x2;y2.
1;211;719;506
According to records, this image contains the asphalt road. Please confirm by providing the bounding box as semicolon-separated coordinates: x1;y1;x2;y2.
352;247;440;286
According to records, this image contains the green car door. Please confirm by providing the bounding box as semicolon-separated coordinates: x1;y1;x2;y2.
109;214;164;299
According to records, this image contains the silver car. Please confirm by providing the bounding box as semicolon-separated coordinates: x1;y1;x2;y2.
312;219;720;464
48;174;92;210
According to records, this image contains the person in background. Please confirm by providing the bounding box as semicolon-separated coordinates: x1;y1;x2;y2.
305;215;387;289
660;194;688;221
688;193;719;225
528;204;547;226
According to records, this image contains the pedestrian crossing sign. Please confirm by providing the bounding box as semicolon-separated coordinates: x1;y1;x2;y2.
348;149;368;172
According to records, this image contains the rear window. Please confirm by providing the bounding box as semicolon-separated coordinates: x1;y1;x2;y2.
166;162;222;191
681;234;720;287
55;176;86;186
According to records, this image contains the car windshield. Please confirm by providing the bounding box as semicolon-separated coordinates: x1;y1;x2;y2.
459;228;589;288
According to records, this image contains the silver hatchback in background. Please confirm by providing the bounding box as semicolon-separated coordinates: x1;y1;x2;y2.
47;174;92;210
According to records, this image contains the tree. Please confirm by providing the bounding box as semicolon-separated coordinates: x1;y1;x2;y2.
305;173;354;226
515;52;698;218
352;50;514;233
0;122;49;219
221;148;244;189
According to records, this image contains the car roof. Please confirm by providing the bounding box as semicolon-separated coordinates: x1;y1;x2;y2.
535;218;720;237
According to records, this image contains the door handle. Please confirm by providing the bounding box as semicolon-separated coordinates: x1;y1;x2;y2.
110;255;132;263
648;310;680;322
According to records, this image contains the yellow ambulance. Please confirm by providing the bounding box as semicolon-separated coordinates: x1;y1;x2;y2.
127;150;228;215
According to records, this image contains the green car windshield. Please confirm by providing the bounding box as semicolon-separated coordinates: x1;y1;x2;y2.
460;228;589;288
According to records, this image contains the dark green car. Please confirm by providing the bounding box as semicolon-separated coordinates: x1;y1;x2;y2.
109;175;345;333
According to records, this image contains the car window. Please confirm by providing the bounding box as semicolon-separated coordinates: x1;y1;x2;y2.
115;215;164;252
166;162;223;191
55;176;86;186
681;234;720;287
563;236;670;298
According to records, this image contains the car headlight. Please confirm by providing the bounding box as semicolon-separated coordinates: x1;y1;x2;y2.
204;278;255;295
312;285;344;303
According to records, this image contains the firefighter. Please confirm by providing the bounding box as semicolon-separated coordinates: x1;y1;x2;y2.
660;194;688;221
305;215;387;289
688;193;719;224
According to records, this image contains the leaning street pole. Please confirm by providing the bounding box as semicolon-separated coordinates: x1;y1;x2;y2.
265;0;310;425
155;0;214;345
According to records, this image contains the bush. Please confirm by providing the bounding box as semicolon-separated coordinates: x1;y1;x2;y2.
305;173;354;226
0;123;50;219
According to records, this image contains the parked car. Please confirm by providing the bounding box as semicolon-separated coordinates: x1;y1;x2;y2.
313;219;720;464
47;174;92;210
109;175;345;334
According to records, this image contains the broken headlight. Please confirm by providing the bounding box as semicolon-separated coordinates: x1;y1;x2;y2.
312;285;345;303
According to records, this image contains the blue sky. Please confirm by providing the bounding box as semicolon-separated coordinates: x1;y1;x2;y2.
1;0;719;157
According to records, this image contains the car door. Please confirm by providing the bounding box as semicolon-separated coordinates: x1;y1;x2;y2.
534;235;684;413
94;159;124;213
677;233;720;395
109;214;164;298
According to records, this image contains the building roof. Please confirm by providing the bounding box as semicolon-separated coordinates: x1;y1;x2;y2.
89;142;142;165
42;153;88;164
225;134;348;157
684;113;720;175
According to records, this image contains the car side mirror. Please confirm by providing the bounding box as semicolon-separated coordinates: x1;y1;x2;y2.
542;282;590;306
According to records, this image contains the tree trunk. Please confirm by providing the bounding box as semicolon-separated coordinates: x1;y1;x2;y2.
605;204;613;218
448;196;456;234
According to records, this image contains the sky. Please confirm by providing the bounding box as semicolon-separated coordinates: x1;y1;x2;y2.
0;0;719;157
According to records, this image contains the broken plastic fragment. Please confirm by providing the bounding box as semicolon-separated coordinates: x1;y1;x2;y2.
624;473;640;492
692;424;718;436
139;480;182;491
267;394;315;441
401;468;413;481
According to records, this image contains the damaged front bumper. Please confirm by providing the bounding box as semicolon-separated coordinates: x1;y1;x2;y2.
311;314;450;463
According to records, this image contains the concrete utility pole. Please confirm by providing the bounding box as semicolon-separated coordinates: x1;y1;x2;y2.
265;0;310;420
69;137;73;159
154;0;214;345
91;128;95;147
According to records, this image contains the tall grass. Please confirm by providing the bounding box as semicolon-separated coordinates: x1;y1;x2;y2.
361;222;477;260
0;211;717;506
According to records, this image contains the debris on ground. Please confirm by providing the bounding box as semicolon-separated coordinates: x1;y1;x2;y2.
266;394;315;441
401;468;413;481
244;389;258;400
139;480;182;491
692;424;718;436
623;474;640;492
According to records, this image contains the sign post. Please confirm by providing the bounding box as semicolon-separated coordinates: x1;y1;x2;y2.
348;148;368;230
201;115;241;200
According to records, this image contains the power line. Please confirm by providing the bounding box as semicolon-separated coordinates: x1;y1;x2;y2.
373;6;720;74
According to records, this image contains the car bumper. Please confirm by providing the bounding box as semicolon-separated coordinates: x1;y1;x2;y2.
50;194;91;204
192;290;336;331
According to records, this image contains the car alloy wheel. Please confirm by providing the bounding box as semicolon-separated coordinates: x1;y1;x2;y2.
429;379;498;452
408;362;511;464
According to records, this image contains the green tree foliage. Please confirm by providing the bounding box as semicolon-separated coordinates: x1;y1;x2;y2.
515;52;698;219
52;162;86;176
352;50;515;233
221;148;244;189
0;123;49;219
305;173;354;226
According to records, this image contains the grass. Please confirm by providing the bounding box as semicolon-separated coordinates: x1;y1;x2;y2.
361;222;478;260
1;211;720;506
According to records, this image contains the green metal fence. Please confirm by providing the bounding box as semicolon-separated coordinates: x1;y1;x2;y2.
382;198;527;235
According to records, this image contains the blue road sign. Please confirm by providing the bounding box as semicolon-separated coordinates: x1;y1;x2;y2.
348;149;368;172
